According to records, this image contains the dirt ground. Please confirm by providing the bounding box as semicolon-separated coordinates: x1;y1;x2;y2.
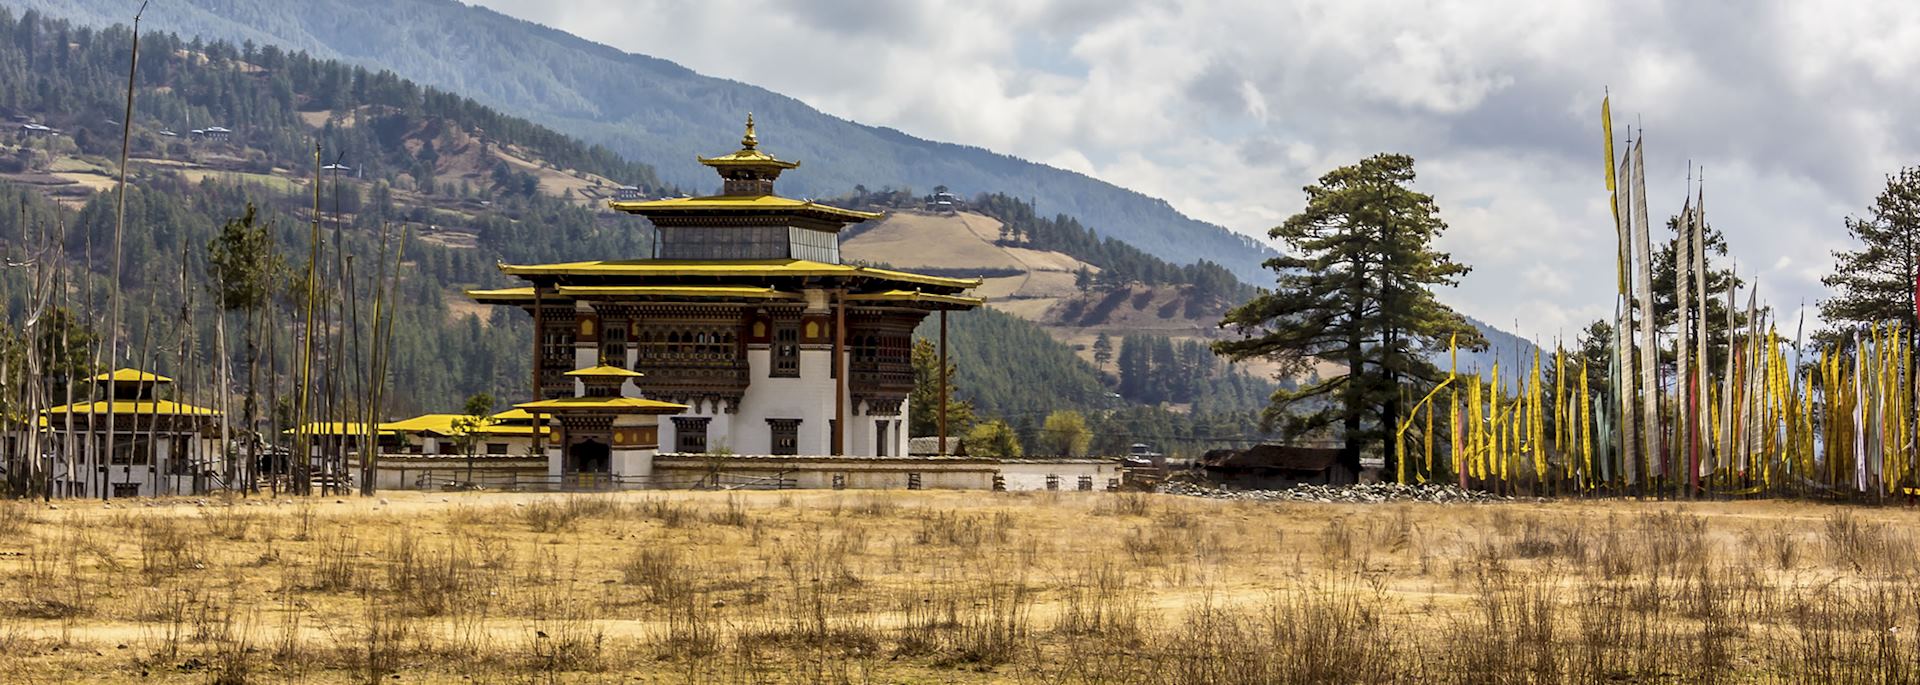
0;490;1917;683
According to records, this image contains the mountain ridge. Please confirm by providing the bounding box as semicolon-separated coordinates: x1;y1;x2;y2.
12;0;1283;283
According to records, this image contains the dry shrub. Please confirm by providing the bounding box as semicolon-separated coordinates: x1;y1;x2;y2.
621;548;695;604
839;495;898;518
635;497;694;527
1051;562;1140;642
913;510;1011;547
382;529;480;617
139;518;206;577
14;531;91;619
705;495;751;527
306;529;360;592
522;495;622;532
1318;516;1355;562
1153;586;1401;684
0;501;38;536
199;508;257;541
1822;510;1917;574
1095;492;1154;517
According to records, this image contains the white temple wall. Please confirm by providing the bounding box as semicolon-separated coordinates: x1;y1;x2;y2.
734;347;839;455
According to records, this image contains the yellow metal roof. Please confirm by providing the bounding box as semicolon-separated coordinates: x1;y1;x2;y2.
285;422;396;436
488;408;538;422
465;286;538;303
93;368;172;383
845;290;986;308
42;400;218;417
513;396;687;414
610;194;880;222
497;259;981;289
555;285;803;300
380;413;551;437
379;413;464;435
565;364;646;378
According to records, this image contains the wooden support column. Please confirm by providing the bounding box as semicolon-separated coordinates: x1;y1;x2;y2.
834;289;847;455
531;286;544;459
938;309;948;456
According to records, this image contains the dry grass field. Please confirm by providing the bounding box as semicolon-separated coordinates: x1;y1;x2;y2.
1;490;1918;683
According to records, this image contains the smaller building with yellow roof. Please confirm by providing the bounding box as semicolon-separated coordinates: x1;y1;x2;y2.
40;368;224;499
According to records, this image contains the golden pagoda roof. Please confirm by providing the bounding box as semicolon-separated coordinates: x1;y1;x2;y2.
695;113;800;171
93;368;172;383
42;399;218;417
845;290;986;308
513;396;688;414
608;194;880;222
496;258;981;289
565;364;646;378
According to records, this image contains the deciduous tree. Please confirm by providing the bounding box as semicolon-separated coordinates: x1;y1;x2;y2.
1041;410;1091;457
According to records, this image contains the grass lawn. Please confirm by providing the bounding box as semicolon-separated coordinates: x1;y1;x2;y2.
0;490;1914;682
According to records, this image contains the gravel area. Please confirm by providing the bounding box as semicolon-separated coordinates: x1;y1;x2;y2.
1158;481;1516;504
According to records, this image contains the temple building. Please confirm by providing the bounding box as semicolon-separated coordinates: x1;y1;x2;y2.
470;115;984;486
41;368;224;498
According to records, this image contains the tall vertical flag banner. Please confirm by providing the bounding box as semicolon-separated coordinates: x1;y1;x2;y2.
1631;137;1660;486
1675;195;1693;491
1602;97;1635;488
1692;183;1711;478
1615;144;1640;484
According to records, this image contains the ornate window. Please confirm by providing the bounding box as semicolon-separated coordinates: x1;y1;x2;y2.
768;418;800;455
673;417;710;454
772;323;800;377
601;318;627;367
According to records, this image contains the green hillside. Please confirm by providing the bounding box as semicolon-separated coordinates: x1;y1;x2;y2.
11;0;1282;283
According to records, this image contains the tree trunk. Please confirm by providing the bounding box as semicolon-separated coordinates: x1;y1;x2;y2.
245;306;259;495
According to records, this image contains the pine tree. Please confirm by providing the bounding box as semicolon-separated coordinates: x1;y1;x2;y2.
1091;333;1112;372
1821;167;1920;338
1650;213;1745;370
207;203;285;489
1215;154;1486;474
908;338;973;438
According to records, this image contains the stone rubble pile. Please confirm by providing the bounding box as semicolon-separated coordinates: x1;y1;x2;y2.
1158;481;1513;504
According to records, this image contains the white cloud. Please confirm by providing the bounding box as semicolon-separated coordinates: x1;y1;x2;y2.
470;0;1915;340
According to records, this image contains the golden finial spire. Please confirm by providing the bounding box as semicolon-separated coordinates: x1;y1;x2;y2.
741;112;758;150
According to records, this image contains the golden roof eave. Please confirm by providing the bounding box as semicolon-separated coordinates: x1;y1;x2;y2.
696;151;800;170
465;286;541;304
554;285;804;301
496;259;982;290
565;364;647;378
845;290;985;308
513;396;688;414
608;194;880;222
42;400;220;417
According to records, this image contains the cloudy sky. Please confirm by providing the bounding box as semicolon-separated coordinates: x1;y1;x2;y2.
471;0;1916;341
